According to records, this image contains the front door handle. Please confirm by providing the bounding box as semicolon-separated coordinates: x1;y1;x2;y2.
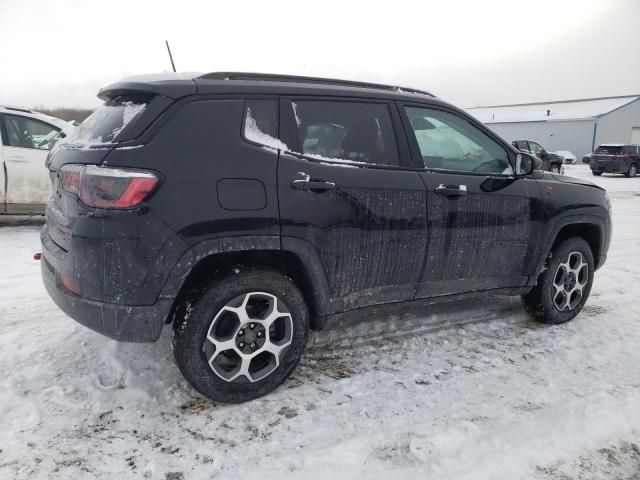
291;179;336;192
435;184;468;197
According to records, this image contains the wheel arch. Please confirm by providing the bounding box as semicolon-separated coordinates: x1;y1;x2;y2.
537;216;606;276
160;236;331;331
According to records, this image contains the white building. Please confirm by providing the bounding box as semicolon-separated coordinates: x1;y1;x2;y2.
467;95;640;158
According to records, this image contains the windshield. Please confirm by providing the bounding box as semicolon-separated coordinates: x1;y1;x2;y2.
61;96;148;146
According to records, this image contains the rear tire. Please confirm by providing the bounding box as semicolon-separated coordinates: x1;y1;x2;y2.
172;268;309;403
625;163;637;178
592;171;602;176
522;237;594;324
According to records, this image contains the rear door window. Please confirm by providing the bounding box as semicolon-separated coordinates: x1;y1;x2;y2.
62;95;149;146
288;100;400;167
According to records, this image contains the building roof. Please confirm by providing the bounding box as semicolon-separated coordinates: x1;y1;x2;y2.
466;95;640;124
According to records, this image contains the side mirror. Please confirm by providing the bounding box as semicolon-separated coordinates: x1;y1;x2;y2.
516;152;542;176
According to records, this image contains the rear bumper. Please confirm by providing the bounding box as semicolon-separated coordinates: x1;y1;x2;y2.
591;164;625;174
41;229;172;342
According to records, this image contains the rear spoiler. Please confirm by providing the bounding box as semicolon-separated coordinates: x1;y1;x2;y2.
97;80;197;101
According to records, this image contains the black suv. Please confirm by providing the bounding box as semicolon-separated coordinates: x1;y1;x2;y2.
512;140;565;174
590;144;640;177
41;73;612;402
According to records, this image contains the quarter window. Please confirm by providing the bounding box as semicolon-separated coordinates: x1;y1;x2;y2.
3;114;61;150
290;101;400;166
404;106;511;174
243;99;284;149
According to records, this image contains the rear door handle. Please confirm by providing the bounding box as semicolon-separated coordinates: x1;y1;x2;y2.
435;184;468;197
291;179;336;192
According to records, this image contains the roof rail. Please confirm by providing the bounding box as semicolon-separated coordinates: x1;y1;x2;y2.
198;72;434;97
1;105;33;114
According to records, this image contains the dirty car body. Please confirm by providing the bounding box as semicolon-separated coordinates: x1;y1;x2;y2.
40;73;612;401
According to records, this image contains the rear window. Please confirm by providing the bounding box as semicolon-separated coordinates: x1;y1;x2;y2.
595;145;623;154
62;95;149;146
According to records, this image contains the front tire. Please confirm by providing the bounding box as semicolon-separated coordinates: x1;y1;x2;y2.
172;268;309;403
592;171;602;176
522;237;594;324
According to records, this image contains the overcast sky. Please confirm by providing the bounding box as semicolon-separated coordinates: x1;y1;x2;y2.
0;0;638;110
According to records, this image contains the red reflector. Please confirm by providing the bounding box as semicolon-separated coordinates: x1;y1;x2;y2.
33;252;42;261
60;273;80;295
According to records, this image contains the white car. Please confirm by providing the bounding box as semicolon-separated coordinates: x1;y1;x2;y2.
554;150;577;164
0;106;75;214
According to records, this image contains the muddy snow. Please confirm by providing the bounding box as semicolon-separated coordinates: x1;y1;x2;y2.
1;165;639;479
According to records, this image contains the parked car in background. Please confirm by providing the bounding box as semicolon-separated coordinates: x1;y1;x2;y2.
512;140;565;174
41;72;612;403
590;144;640;177
554;150;577;164
1;106;74;214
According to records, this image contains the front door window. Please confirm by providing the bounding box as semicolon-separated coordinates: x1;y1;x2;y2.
403;106;511;175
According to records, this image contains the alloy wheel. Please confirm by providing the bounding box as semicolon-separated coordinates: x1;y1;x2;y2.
205;292;293;383
551;251;589;311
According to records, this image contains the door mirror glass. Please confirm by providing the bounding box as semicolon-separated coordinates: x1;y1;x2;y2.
516;152;542;175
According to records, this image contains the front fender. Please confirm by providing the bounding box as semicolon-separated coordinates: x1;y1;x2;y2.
532;213;609;278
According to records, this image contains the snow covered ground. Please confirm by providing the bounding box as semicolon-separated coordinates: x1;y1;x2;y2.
1;165;639;479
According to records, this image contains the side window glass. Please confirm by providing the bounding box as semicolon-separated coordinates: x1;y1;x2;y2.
4;114;61;150
290;101;400;166
404;106;511;174
528;142;543;156
243;99;285;150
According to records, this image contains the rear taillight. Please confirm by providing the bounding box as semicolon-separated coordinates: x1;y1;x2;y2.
614;154;629;160
59;164;159;209
60;164;82;194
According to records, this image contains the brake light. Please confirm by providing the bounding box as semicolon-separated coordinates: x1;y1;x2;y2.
59;164;159;208
614;154;629;160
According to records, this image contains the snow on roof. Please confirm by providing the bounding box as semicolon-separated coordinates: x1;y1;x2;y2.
118;71;202;82
466;95;640;124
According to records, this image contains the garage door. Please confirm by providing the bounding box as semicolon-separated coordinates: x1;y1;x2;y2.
632;127;640;144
